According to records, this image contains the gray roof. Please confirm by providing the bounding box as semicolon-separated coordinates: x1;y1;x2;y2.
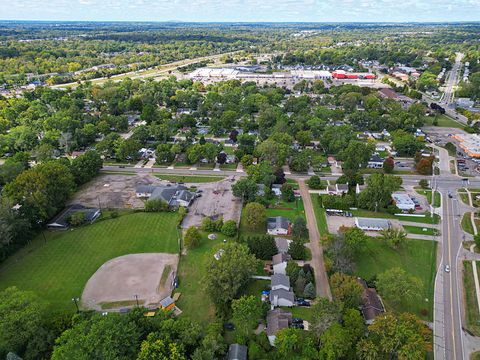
369;154;385;163
143;185;194;206
159;296;174;308
266;309;292;336
275;237;290;254
271;274;290;288
355;217;391;229
136;185;157;194
269;288;295;303
272;253;288;265
47;204;101;228
267;217;290;231
228;344;247;360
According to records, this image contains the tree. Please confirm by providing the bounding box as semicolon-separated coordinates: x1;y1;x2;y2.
330;272;363;309
204;243;258;313
289;239;306;260
184;226;201;249
221;220;237;237
310;298;343;340
357;173;402;211
379;228;407;249
144;199;169;212
392;131;423;157
342;227;368;253
244;235;278;260
0;287;46;357
281;183;295;202
303;282;315;299
289;151;310;173
68;211;86;226
383;156;394;173
156;144;175;164
376;267;423;305
416;155;434;175
319;323;353;360
356;313;432;360
341;141;374;174
51;313;141;360
216;152;227;164
419;179;429;189
255;139;289;168
137;333;186;360
70;150;103;185
296;130;313;147
231;296;262;343
307;175;323;190
274;328;318;359
232;178;257;203
292;217;308;241
240;154;254;168
244;202;266;230
115;138;141;161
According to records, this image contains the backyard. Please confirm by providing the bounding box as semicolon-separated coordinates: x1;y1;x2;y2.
353;237;437;320
0;211;179;314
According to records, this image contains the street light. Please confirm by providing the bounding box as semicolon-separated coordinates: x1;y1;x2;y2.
72;297;80;312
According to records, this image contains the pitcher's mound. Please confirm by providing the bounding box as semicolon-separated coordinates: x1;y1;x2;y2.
82;253;178;310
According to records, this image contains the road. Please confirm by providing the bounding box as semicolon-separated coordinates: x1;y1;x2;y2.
441;53;464;106
298;179;332;300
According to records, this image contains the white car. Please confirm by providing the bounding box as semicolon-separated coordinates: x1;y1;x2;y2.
444;264;450;273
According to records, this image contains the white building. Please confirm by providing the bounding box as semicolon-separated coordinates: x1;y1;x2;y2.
392;193;416;211
355;217;391;231
272;253;288;275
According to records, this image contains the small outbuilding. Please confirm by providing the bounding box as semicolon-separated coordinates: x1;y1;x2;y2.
354;217;391;231
159;296;175;311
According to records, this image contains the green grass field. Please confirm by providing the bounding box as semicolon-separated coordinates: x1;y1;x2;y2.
403;225;439;236
354;237;437;320
351;209;440;224
310;194;329;235
175;233;232;325
462;213;475;235
0;212;179;314
423;114;464;128
154;174;225;183
459;191;471;206
463;261;480;337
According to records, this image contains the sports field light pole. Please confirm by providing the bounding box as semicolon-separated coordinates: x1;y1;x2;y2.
72;297;80;313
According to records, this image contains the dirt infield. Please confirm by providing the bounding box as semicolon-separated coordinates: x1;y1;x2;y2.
81;253;179;311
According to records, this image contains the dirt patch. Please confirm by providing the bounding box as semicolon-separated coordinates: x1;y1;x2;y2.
81;253;179;311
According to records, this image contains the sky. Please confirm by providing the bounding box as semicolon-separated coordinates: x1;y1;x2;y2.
0;0;479;23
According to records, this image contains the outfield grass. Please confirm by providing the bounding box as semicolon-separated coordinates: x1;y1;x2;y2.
463;261;480;337
174;232;232;325
403;225;439;236
310;194;329;235
154;174;225;183
462;213;475;235
0;212;179;314
354;237;437;320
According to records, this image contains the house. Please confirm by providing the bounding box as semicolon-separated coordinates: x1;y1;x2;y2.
274;237;290;254
270;288;295;307
47;204;101;229
272;253;289;275
368;154;385;168
358;279;385;324
271;184;283;196
271;274;291;291
327;183;349;195
267;217;291;236
159;296;175;311
354;217;391;231
256;184;266;197
392;193;416;211
135;185;195;208
227;344;247;360
266;309;292;346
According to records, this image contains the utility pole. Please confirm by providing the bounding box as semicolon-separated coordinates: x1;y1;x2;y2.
134;294;139;306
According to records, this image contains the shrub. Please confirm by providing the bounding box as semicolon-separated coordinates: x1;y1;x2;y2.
307;175;323;189
144;199;169;212
221;220;237;237
184;226;201;249
303;282;315;299
289;239;307;260
244;202;266;230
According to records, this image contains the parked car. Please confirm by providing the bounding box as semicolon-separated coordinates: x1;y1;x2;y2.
292;318;303;324
296;299;311;307
291;323;305;329
224;322;235;331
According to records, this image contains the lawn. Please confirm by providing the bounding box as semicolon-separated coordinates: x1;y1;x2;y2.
403;225;439;236
423;114;464;128
463;261;480;337
0;212;180;314
174;232;232;326
459;191;471;206
310;194;329;235
462;213;475;235
354;237;437;320
154;174;225;183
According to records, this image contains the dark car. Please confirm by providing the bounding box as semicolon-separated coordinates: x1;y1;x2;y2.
292;318;303;324
224;322;235;331
119;165;125;168
448;192;453;198
296;299;311;307
291;323;305;329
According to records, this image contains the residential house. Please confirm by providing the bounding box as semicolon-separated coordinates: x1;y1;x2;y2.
274;237;290;254
227;344;248;360
266;309;292;346
267;217;291;236
271;184;283;197
327;183;349;195
272;253;289;275
354;217;391;231
271;274;291;291
270;288;295;307
368;154;385;169
47;204;101;229
135;185;195;208
358;279;385;324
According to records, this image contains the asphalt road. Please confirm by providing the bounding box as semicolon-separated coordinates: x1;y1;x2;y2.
441;53;464;106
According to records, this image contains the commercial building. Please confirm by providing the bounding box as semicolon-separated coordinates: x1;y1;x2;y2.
392;193;416;211
354;217;391;231
453;134;480;158
331;70;375;79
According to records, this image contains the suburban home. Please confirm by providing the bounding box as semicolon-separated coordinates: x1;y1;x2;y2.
392;193;416;211
266;309;292;346
227;344;247;360
267;217;291;236
47;204;101;229
354;217;391;231
274;237;290;254
272;253;289;275
367;154;385;169
271;274;291;291
271;184;283;197
358;279;385;324
135;185;195;208
159;296;176;311
327;183;349;195
270;288;295;307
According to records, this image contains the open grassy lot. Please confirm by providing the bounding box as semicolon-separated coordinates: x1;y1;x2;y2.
154;174;225;183
354;237;437;320
310;194;329;235
417;189;442;208
0;212;179;314
174;232;232;326
423;114;464;128
403;225;439;236
351;209;440;224
459;191;471;206
463;261;480;337
462;213;475;235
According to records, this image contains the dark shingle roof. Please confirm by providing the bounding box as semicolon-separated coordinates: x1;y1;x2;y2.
271;274;290;288
267;217;290;231
266;309;292;336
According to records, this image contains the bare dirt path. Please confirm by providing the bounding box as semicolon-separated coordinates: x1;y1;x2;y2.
298;179;332;300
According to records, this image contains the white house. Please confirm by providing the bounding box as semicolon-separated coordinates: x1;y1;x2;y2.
272;253;288;275
267;217;291;236
269;288;295;307
367;154;385;169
